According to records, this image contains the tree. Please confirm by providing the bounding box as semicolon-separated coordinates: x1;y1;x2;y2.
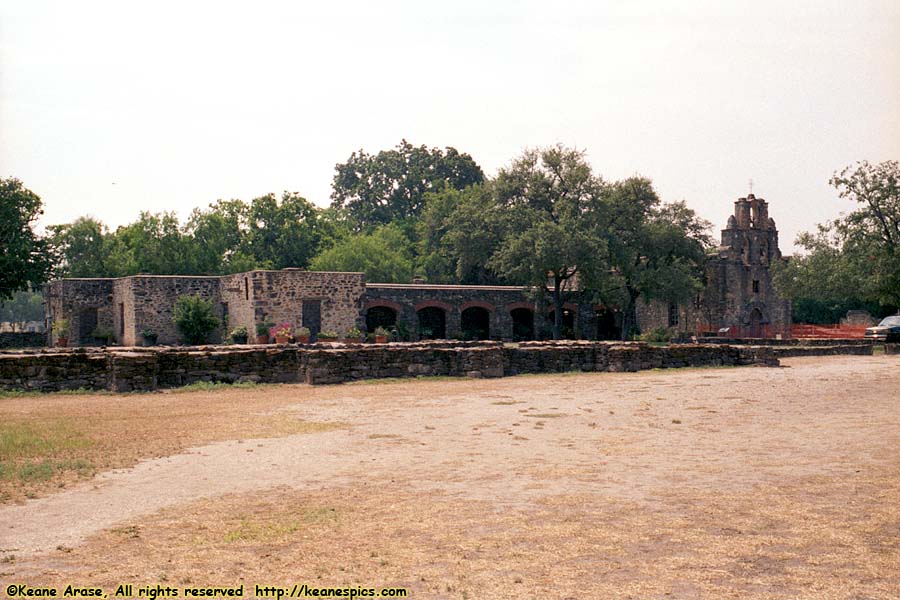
104;211;196;276
47;216;111;278
773;160;900;313
0;178;53;300
310;224;415;283
172;295;220;345
331;140;485;232
417;184;510;285
602;179;712;339
184;199;253;274
246;192;330;270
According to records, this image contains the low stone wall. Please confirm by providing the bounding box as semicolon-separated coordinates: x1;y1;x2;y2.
698;337;874;346
0;332;45;349
0;341;784;393
885;344;900;355
772;344;874;358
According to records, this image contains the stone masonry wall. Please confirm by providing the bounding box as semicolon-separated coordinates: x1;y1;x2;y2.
120;276;223;345
45;279;115;346
0;341;788;392
249;270;366;338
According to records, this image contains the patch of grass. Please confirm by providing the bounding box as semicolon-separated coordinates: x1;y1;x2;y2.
0;387;100;399
524;413;567;419
490;400;523;405
169;381;260;394
3;458;94;482
224;506;338;543
0;420;93;460
347;375;462;386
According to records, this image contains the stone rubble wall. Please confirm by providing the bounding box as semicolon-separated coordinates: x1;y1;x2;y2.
698;337;874;346
0;341;787;393
0;332;46;349
771;344;875;358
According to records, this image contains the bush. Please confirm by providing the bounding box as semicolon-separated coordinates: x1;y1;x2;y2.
172;295;220;345
638;327;673;343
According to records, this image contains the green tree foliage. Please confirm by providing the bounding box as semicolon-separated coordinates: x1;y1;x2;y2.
172;295;220;345
773;160;900;317
603;180;712;338
485;146;610;339
104;211;197;276
246;192;331;270
310;224;415;283
184;200;249;274
47;216;111;278
0;290;44;324
331;139;485;232
0;178;53;299
417;184;509;285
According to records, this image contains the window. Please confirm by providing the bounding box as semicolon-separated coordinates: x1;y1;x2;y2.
244;277;249;300
752;280;760;293
668;302;679;327
118;303;125;336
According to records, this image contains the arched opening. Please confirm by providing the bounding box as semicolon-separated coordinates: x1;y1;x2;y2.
461;306;490;340
417;306;446;339
748;308;764;338
510;308;534;341
366;306;397;333
547;308;576;339
595;307;620;341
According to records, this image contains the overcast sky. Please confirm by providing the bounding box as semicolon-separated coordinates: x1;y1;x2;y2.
2;0;898;253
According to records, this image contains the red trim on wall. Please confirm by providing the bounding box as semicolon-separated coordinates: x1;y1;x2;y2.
364;298;403;313
460;300;495;313
505;302;534;313
414;300;454;313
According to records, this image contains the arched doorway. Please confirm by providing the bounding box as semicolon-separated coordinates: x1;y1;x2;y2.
417;306;446;339
510;308;534;341
595;307;620;340
366;306;397;333
748;308;764;338
461;306;490;340
547;308;576;339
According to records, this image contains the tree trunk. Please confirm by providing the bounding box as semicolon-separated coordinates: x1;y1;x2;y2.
620;288;640;341
552;277;563;340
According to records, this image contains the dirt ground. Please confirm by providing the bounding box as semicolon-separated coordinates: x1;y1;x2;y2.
1;356;899;599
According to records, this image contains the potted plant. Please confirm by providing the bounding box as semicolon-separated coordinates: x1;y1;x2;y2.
140;329;158;346
295;326;311;344
230;326;248;345
92;326;114;346
374;326;389;344
270;322;294;344
317;330;339;343
342;327;363;343
255;321;273;344
52;318;70;348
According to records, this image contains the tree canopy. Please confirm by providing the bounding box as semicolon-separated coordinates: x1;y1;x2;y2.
773;160;900;317
0;178;53;300
331;139;485;232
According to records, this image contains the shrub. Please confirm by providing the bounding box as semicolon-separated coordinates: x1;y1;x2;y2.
172;295;220;345
317;330;339;339
638;327;673;343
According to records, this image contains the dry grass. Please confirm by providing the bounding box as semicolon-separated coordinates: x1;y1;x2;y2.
0;384;346;504
11;467;900;598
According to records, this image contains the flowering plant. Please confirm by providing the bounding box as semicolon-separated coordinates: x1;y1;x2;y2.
269;322;294;338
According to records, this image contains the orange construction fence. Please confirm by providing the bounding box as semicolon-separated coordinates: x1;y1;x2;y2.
790;324;868;339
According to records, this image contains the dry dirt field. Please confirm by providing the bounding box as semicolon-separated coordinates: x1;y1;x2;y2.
1;355;899;599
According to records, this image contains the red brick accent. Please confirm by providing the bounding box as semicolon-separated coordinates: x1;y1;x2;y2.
414;300;454;313
460;300;495;313
364;298;403;313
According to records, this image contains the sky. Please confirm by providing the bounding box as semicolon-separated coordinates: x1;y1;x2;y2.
2;0;899;254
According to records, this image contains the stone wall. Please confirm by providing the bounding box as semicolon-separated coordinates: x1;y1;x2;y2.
44;279;115;346
0;332;46;349
243;270;366;339
0;341;787;392
771;344;874;358
118;276;223;346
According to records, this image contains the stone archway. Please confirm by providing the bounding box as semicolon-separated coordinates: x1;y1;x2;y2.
510;307;534;341
461;306;490;340
417;306;446;339
366;306;397;332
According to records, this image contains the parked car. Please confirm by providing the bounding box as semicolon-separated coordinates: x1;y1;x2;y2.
864;315;900;342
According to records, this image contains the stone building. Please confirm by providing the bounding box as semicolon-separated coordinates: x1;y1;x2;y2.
636;193;792;338
44;194;792;346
